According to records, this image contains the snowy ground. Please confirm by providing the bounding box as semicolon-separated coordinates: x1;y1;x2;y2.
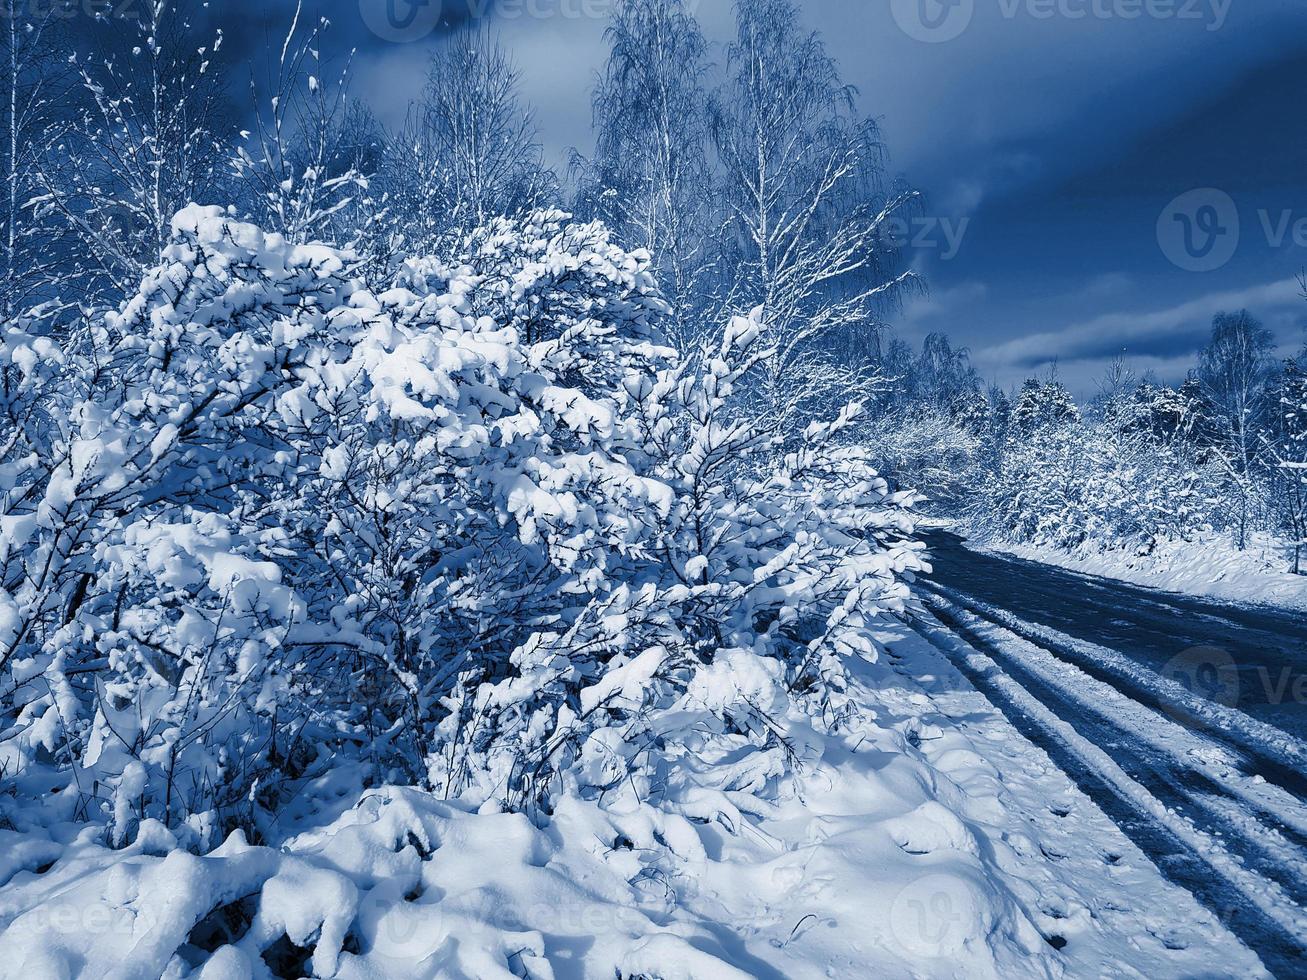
987;532;1307;612
0;622;1271;979
913;592;1307;972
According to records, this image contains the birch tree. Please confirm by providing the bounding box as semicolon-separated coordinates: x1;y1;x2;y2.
419;27;554;230
0;1;68;318
379;105;456;259
1265;345;1307;573
578;0;714;349
1198;310;1275;549
712;0;918;424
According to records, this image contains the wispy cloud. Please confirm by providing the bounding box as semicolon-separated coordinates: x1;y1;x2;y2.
973;276;1305;387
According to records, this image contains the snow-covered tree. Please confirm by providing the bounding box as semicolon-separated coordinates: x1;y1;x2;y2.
970;410;1218;554
870;403;983;511
378;105;455;262
1266;349;1307;573
1197;311;1276;548
1130;382;1192;444
0;205;922;846
965;360;1227;553
33;0;227;304
416;28;555;230
711;0;917;425
0;2;69;318
1012;378;1080;433
858;332;989;511
576;0;715;349
1199;311;1275;470
231;5;376;249
909;332;983;417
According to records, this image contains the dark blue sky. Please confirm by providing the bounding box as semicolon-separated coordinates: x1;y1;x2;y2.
145;1;1307;393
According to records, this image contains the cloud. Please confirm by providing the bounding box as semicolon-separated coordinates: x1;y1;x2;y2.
823;2;1307;210
975;276;1305;380
491;7;611;167
899;280;990;333
1075;272;1135;301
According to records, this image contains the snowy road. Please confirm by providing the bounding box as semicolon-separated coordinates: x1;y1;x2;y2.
912;531;1307;977
923;530;1307;740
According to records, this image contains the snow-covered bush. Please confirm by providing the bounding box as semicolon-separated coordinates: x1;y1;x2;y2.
0;206;921;847
970;410;1220;553
1011;378;1080;434
869;404;984;512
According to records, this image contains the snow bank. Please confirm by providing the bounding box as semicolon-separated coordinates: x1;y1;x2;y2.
990;532;1307;612
0;626;1269;979
0;768;1042;978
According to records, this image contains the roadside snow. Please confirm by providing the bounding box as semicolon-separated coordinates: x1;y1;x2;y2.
912;596;1307;949
987;533;1307;612
869;623;1270;978
0;626;1268;978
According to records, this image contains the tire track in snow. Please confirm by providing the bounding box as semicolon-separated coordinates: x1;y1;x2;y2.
916;594;1307;900
920;581;1307;849
920;579;1307;801
919;529;1307;741
906;601;1307;979
914;594;1307;901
